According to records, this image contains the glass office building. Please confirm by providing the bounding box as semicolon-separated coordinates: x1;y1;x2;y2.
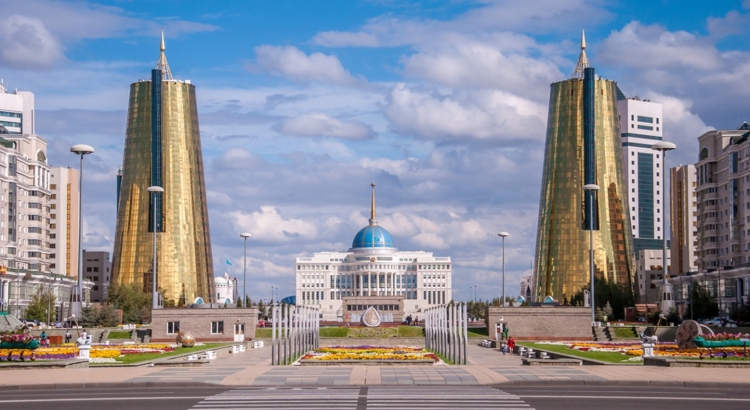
111;35;214;304
532;33;635;301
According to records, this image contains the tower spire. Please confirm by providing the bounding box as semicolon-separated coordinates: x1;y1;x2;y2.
369;183;377;226
155;30;173;80
572;28;589;79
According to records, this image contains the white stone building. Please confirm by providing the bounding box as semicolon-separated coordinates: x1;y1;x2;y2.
0;82;91;320
214;273;236;305
295;186;452;321
618;96;665;256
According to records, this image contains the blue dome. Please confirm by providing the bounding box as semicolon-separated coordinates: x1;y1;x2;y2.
352;225;395;249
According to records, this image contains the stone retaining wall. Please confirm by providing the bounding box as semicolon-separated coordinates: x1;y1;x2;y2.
485;306;592;341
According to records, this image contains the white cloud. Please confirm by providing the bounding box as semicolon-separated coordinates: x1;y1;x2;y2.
383;83;545;144
277;113;374;140
0;15;65;69
597;22;722;71
228;207;318;244
247;45;359;85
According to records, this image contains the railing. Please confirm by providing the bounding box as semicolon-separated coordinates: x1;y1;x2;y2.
271;304;319;365
424;302;468;365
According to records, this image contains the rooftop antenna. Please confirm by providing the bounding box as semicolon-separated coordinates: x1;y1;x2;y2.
155;30;173;80
572;28;589;79
369;183;377;226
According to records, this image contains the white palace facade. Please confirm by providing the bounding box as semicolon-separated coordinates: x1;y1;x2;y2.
295;185;452;321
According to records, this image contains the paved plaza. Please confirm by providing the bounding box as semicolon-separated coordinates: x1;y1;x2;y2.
1;343;749;389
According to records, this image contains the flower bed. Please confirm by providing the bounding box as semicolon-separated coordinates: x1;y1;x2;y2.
536;341;750;360
0;343;178;362
301;346;439;363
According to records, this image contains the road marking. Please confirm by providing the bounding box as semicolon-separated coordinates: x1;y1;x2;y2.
0;397;209;403
517;395;750;402
191;386;536;409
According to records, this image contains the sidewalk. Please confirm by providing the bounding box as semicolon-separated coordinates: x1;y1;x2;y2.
1;344;748;389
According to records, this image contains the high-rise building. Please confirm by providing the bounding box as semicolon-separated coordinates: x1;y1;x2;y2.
111;34;214;305
635;249;671;304
674;125;750;314
618;97;665;257
0;83;92;320
0;80;35;135
49;167;79;277
295;185;452;321
83;251;111;303
532;32;635;301
669;164;698;276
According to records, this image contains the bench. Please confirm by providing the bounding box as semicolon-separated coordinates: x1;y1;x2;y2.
518;347;527;356
186;354;198;361
539;352;550;359
199;351;217;360
231;345;240;354
240;345;246;352
252;341;264;348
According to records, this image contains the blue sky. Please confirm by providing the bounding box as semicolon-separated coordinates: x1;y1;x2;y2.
1;0;749;303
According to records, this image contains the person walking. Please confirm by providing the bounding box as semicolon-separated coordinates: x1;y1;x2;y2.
502;325;509;341
64;329;71;344
508;337;515;354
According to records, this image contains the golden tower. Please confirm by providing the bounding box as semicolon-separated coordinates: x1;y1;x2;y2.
111;33;214;304
532;31;635;301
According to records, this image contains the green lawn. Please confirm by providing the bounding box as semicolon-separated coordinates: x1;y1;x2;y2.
92;343;228;365
320;327;349;337
518;342;640;365
613;327;638;339
395;326;424;338
257;326;425;338
107;331;132;339
467;327;489;338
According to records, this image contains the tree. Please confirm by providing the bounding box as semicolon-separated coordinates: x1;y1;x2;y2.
25;290;55;322
257;299;265;318
80;304;99;327
571;276;634;320
603;301;613;319
98;304;120;327
687;284;718;320
107;283;152;324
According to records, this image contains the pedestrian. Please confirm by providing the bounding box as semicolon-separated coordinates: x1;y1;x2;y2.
64;329;71;344
81;329;88;342
40;330;48;347
508;337;515;354
502;325;509;341
414;316;418;326
345;315;350;327
406;315;412;325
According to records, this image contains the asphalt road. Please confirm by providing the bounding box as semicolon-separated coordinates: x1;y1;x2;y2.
1;385;748;410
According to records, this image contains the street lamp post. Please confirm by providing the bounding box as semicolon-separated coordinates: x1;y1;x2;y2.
583;183;600;325
652;141;676;313
147;186;164;310
474;285;477;302
240;233;251;307
70;144;94;319
498;232;510;307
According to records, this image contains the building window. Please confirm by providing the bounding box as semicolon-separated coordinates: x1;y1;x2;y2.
167;321;180;334
211;321;224;334
637;116;654;123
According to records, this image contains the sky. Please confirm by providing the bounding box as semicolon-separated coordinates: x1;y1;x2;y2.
1;0;749;304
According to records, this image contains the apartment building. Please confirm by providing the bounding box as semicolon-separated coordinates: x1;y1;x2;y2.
49;167;79;277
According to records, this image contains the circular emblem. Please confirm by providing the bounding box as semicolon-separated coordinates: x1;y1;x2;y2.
370;257;376;262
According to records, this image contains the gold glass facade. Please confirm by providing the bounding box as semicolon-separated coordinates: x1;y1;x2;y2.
532;77;635;301
111;80;214;304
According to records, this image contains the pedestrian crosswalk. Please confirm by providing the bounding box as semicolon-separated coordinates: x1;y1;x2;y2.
191;386;534;409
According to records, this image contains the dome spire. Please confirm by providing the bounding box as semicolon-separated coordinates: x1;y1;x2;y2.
155;30;173;80
572;28;589;79
369;182;377;226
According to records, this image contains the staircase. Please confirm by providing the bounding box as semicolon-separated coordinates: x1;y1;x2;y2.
592;326;612;341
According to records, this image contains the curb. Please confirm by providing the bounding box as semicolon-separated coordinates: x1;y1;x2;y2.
1;380;749;390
